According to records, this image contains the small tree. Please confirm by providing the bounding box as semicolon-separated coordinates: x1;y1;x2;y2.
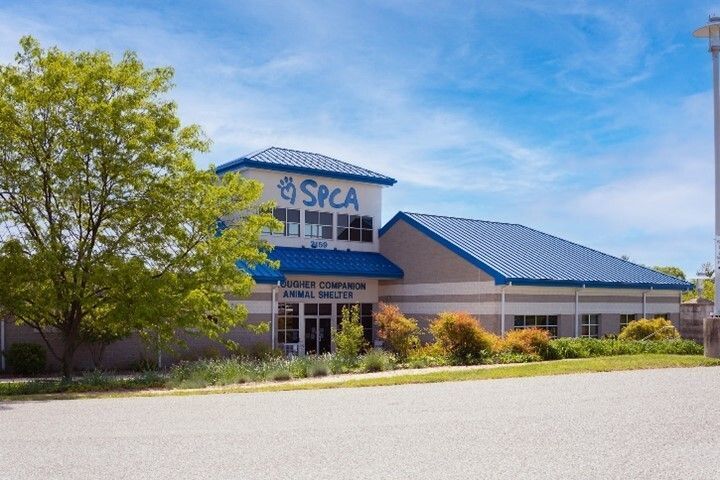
333;305;366;358
374;303;419;358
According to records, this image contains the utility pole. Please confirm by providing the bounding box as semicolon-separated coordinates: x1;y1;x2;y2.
694;15;720;356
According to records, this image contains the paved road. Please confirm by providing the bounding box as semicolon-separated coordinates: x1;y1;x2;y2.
1;367;719;479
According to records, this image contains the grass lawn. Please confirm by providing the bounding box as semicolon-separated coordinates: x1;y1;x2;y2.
1;354;718;402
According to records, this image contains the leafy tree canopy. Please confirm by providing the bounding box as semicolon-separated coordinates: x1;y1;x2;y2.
652;266;686;281
0;37;279;377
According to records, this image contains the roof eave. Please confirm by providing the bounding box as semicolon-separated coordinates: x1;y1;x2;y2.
502;277;692;291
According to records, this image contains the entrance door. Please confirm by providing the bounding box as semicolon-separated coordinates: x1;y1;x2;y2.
304;303;332;355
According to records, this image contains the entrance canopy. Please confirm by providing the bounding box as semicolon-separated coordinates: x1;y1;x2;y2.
237;246;404;284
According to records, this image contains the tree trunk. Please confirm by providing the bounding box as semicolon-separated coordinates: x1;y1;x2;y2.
61;340;77;380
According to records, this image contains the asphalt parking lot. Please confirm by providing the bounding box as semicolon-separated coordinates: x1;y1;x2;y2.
1;367;719;479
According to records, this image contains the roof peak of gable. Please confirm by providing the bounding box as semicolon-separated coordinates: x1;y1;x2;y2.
215;146;397;186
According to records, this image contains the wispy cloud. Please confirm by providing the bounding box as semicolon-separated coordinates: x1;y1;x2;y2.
0;0;714;274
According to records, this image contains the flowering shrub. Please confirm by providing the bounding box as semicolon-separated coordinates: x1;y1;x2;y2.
374;303;420;358
499;328;551;358
618;318;680;341
429;312;495;362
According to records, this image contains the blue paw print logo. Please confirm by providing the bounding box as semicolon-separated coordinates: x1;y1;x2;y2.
277;176;296;204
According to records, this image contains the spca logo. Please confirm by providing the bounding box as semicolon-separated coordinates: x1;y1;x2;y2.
277;177;359;211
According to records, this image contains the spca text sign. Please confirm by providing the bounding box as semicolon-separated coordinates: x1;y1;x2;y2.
277;176;359;211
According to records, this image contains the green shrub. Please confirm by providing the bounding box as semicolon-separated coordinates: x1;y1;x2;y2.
546;338;703;359
327;354;357;374
267;367;292;381
6;343;46;376
619;318;680;341
405;343;450;368
248;342;283;360
306;356;331;377
490;351;542;364
333;304;367;358
359;349;396;372
499;328;551;357
429;312;495;363
374;303;420;358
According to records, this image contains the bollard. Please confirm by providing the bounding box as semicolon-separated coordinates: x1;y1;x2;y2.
704;316;720;358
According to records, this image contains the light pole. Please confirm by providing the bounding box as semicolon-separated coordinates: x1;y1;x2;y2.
694;16;720;316
695;16;720;357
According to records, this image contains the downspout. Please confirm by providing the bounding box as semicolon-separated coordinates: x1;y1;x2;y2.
500;283;511;336
1;317;5;371
574;284;585;338
271;282;279;351
642;287;654;319
574;289;580;338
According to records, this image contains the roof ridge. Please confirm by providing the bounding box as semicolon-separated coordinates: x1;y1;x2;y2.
243;146;274;159
262;146;391;179
403;211;522;227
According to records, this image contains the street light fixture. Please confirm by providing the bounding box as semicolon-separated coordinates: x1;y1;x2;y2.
693;15;720;316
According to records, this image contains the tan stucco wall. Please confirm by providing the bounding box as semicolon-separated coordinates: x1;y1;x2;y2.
380;218;492;284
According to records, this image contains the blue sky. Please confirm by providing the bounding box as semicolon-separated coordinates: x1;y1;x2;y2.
0;1;716;276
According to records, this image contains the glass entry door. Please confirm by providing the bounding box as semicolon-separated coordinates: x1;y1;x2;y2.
304;303;332;355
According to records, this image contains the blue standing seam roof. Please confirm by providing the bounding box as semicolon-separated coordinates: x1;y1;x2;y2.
380;212;692;291
237;247;404;283
216;146;397;186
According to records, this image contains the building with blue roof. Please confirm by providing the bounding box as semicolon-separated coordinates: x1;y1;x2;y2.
217;146;402;356
217;146;690;353
379;212;691;338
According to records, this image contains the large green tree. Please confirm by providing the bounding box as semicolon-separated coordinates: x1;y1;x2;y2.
0;37;278;378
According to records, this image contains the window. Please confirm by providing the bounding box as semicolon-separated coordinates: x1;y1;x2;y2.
304;211;333;239
267;208;300;237
655;313;670;320
620;314;637;331
338;303;374;345
582;314;600;338
513;315;558;338
337;214;373;243
277;303;300;344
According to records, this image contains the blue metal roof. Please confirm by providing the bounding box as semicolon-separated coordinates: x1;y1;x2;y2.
237;247;404;283
216;147;397;186
380;212;692;291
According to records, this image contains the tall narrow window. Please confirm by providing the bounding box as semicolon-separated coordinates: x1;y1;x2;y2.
304;211;333;239
581;314;600;338
277;303;300;344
